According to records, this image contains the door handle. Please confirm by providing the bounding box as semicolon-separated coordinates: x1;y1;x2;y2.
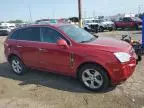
17;45;23;48
39;48;48;52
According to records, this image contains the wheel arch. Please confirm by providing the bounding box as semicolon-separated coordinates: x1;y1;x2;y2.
76;61;111;82
8;53;21;63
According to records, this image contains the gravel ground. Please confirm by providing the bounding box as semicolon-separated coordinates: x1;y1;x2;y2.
0;31;144;108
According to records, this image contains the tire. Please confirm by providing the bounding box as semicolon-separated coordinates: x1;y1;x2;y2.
10;56;27;75
108;28;113;31
137;55;142;61
78;64;109;91
135;25;139;30
114;26;118;30
99;26;104;32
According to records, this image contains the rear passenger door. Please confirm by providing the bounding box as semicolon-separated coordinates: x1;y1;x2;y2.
17;27;41;68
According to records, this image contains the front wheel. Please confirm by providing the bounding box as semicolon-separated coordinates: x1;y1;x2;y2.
78;64;109;91
135;25;139;30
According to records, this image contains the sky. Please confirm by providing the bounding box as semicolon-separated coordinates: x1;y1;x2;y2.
0;0;144;21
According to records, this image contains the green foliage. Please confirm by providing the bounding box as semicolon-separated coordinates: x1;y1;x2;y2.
7;20;23;24
136;13;144;19
69;17;79;22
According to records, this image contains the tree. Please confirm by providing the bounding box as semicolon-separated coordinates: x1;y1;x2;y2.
0;21;4;24
69;17;79;22
136;13;144;19
7;19;23;24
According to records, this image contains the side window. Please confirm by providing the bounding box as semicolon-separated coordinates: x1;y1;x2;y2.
127;18;132;22
123;18;128;22
41;27;69;44
18;27;40;41
123;18;132;22
9;30;18;39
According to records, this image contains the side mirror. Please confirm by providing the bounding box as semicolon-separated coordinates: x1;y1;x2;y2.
57;39;69;49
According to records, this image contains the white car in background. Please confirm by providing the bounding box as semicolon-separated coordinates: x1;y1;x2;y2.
0;26;11;35
1;23;16;30
83;18;100;33
83;18;114;32
101;20;115;31
0;23;16;35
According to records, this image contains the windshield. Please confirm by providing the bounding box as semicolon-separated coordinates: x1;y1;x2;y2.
84;20;93;23
59;25;96;43
93;20;100;23
131;17;142;22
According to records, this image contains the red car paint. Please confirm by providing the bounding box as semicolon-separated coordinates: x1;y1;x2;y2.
4;24;137;84
115;17;142;29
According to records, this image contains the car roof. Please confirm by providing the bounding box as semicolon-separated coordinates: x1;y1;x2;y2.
16;23;70;30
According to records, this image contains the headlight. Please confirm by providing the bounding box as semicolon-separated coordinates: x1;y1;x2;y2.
114;52;131;63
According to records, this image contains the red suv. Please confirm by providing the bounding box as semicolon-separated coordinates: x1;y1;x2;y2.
4;24;137;91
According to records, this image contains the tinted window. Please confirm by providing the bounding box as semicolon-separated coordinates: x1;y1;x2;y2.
10;31;18;39
18;27;40;41
41;27;67;43
123;18;132;22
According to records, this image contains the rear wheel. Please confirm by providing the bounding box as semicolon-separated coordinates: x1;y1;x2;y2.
135;25;139;30
10;56;27;75
108;27;113;31
99;26;104;32
78;64;109;91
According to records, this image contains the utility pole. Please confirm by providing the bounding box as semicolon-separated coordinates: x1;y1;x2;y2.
78;0;83;28
138;5;141;15
28;5;33;23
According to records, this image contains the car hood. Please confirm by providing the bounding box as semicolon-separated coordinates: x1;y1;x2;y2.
83;37;131;53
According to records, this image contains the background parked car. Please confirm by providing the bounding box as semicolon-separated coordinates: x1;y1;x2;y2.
83;18;99;33
83;18;115;32
1;23;16;30
0;26;11;35
114;17;142;30
101;20;115;31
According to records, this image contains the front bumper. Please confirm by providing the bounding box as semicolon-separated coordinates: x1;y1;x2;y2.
109;57;136;84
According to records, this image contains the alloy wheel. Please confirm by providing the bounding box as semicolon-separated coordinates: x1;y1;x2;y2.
11;59;23;74
82;69;103;89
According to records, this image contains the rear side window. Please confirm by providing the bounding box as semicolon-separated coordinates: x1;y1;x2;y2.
18;27;40;41
9;31;18;39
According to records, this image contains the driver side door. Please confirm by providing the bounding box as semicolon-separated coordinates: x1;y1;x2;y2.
39;27;72;74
